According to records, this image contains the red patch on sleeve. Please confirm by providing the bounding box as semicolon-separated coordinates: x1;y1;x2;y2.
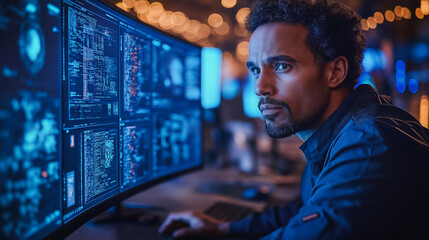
302;213;319;222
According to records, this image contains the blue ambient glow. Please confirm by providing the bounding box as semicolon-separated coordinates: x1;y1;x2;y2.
408;79;418;94
243;74;261;118
396;60;406;93
222;79;240;100
201;47;222;109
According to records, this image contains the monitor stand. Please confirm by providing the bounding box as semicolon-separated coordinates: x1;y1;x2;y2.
91;202;166;224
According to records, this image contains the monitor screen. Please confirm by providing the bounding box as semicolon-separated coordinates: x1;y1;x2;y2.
0;0;203;239
0;1;62;239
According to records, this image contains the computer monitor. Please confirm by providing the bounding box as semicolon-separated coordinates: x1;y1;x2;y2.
0;0;203;239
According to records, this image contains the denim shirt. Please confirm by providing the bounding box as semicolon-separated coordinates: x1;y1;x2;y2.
229;84;429;239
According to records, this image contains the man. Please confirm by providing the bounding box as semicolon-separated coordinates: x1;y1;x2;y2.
159;0;429;239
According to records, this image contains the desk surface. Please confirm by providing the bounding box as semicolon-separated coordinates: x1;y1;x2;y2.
66;166;301;240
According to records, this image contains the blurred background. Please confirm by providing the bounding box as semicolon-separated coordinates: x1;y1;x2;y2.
109;0;429;178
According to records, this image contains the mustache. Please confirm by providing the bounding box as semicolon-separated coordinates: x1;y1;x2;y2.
258;97;290;110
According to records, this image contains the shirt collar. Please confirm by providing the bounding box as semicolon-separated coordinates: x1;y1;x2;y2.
299;84;381;171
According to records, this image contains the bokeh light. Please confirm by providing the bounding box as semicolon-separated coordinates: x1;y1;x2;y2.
159;11;174;29
214;22;230;35
198;24;211;39
416;8;424;19
420;95;429;128
236;41;249;57
385;10;395;22
208;13;223;28
401;7;412;19
122;0;136;8
367;17;377;29
172;12;187;27
221;0;237;8
394;6;403;17
116;2;130;12
134;0;149;14
149;2;164;17
236;8;250;25
408;79;419;94
374;12;384;24
422;0;429;15
361;19;369;31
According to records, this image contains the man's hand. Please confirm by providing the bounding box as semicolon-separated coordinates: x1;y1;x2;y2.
158;211;230;238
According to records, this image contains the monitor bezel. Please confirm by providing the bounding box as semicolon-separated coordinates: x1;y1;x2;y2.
43;0;205;239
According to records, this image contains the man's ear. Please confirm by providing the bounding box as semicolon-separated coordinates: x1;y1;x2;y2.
327;56;348;88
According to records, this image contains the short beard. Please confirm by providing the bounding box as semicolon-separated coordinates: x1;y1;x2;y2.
259;97;299;138
263;111;298;138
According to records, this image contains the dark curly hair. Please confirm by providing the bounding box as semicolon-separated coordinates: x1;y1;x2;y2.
246;0;366;89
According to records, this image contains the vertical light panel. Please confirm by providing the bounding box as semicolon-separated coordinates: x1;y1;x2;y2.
201;47;222;109
395;60;406;93
420;95;429;128
422;0;429;15
243;74;261;118
408;79;419;94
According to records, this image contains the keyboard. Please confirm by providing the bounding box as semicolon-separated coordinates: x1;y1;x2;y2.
204;201;254;222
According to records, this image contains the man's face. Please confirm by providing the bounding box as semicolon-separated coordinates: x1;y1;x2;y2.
247;23;331;138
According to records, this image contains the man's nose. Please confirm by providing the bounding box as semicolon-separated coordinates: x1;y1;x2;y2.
255;70;276;97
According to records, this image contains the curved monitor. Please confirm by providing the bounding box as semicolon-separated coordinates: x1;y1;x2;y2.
0;0;203;239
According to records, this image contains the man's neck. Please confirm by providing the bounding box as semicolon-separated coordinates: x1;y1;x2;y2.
319;87;352;125
296;86;353;142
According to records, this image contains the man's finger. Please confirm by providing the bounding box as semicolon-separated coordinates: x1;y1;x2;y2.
159;213;193;233
159;214;177;233
158;216;170;233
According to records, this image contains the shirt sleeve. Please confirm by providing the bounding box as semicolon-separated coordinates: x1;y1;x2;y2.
228;197;302;238
259;121;415;240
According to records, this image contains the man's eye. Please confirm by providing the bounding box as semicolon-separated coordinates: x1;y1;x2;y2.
251;67;261;75
275;63;291;71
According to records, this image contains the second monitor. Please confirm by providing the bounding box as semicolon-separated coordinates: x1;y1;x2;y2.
61;0;202;233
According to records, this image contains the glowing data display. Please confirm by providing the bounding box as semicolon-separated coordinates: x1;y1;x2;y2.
120;27;152;118
120;118;151;191
1;0;202;238
65;4;119;126
62;126;119;222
